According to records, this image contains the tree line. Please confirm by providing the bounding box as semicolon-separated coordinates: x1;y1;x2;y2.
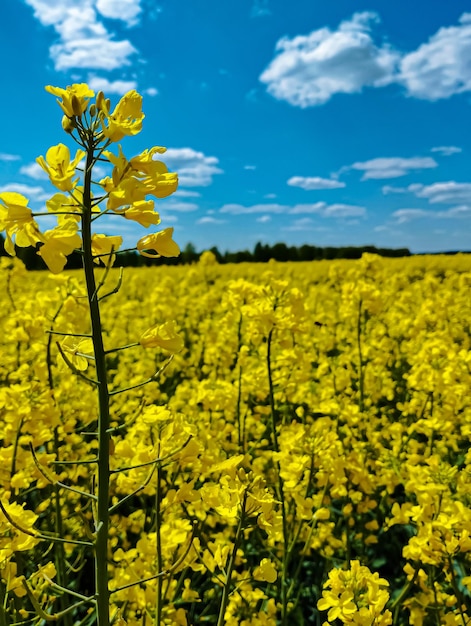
0;234;415;270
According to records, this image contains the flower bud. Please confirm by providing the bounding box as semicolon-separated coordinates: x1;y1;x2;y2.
62;116;76;133
96;91;106;112
89;104;97;117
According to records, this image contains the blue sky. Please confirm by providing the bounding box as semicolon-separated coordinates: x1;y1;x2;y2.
1;0;471;254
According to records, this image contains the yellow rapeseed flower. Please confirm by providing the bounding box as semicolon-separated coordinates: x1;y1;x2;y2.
36;143;85;192
100;90;145;142
45;83;95;117
139;320;184;353
136;227;180;258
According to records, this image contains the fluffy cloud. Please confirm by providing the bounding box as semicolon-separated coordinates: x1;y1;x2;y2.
24;0;139;71
0;153;20;162
410;182;471;204
259;12;399;107
0;183;50;202
220;203;284;215
288;176;345;190
260;12;471;106
399;14;471;100
162;201;199;212
20;162;49;180
163;148;223;187
87;75;137;94
96;0;142;24
343;156;437;180
143;87;159;97
196;216;226;225
173;190;201;198
391;209;429;223
392;205;471;223
431;146;462;156
51;38;137;71
219;202;366;218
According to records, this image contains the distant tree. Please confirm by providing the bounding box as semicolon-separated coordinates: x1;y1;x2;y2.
209;246;223;264
181;242;199;264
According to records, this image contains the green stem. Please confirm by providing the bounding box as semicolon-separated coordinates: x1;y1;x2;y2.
155;458;163;626
357;299;365;412
81;138;111;626
216;491;248;626
266;329;290;626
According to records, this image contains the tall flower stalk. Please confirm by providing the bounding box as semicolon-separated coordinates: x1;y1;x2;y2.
0;83;182;626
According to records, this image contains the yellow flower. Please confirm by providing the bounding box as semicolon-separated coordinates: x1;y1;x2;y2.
37;222;82;274
136;227;180;258
140;320;184;353
45;83;95;117
91;233;123;266
36;143;85;192
100;90;144;142
102;146;178;211
124;200;161;227
60;337;94;371
253;558;278;583
0;192;43;255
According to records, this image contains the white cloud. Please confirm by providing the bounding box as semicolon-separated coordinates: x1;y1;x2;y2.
343;156;437;180
162;201;199;212
219;201;366;218
382;185;411;194
431;146;462;156
163;148;223;187
173;190;201;198
391;205;471;223
259;12;399;107
257;215;271;223
20;162;49;180
220;203;285;215
143;87;159;97
392;209;429;223
285;218;314;231
196;216;226;225
0;153;20;162
399;14;471;100
0;183;50;202
288;176;345;190
287;202;326;214
244;165;257;170
322;203;366;218
52;38;137;71
87;75;137;94
411;181;471;204
24;0;139;71
96;0;142;25
264;193;277;199
437;205;471;218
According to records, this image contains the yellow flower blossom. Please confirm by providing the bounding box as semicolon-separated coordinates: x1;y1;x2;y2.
36;143;85;192
124;200;161;227
45;83;95;117
253;558;277;583
100;90;144;142
91;233;123;266
0;191;43;255
37;222;82;274
136;227;180;258
59;337;94;371
139;320;184;353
